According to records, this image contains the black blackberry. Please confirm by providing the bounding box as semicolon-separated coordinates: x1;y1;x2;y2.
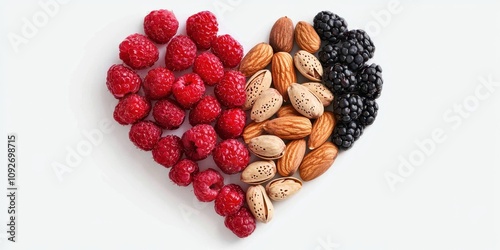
357;64;383;99
336;39;369;71
323;64;357;94
331;121;364;150
332;93;364;122
313;11;348;43
318;43;339;66
358;99;378;126
342;29;375;59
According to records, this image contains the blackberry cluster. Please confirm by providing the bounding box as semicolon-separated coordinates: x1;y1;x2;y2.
331;121;364;150
333;93;364;123
313;11;348;43
342;29;375;59
358;64;383;99
323;64;357;94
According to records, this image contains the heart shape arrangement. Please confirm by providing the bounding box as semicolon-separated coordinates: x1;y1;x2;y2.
106;9;383;238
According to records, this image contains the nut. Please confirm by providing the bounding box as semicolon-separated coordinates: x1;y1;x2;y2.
244;69;272;110
265;177;302;201
269;16;294;53
263;116;312;140
277;139;306;176
272;52;296;101
294;50;323;82
251;88;283;122
287;83;324;119
308;111;335;150
241;160;276;185
242;121;265;144
239;43;273;77
247;185;274;223
302;82;334;106
276;105;302;117
248;135;286;160
299;142;339;181
294;21;321;53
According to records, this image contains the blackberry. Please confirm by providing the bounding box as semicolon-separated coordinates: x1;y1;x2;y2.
358;99;378;126
313;11;348;43
342;29;375;59
332;121;364;150
336;39;369;71
323;64;357;94
318;43;339;66
333;93;364;122
357;64;383;99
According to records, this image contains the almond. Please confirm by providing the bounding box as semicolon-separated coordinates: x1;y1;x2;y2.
242;121;265;144
248;135;286;160
276;105;302;117
294;50;323;82
247;185;274;223
308;111;335;150
239;43;273;77
299;142;339;181
244;69;272;110
294;21;321;53
263;116;312;140
287;83;324;119
277;139;306;177
302;82;334;106
241;160;276;185
272;52;296;101
269;16;294;53
266;177;302;201
251;88;283;122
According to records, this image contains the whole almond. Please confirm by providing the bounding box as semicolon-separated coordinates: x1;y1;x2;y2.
263;116;312;140
277;139;306;176
299;142;339;181
244;69;272;110
247;185;274;223
294;50;323;82
272;52;296;100
294;21;321;53
269;16;294;53
302;82;334;106
248;135;286;160
239;43;273;77
287;83;324;119
242;121;265;144
251;88;283;122
266;177;302;201
276;105;302;117
308;111;335;150
241;160;276;185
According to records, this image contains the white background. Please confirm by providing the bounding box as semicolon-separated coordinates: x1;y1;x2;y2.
1;0;499;249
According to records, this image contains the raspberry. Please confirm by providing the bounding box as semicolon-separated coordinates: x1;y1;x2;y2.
181;124;217;161
106;64;141;99
129;121;162;151
192;52;224;86
186;11;218;50
169;159;199;186
215;108;246;139
189;95;221;126
214;70;246;108
153;135;183;168
143;67;175;100
165;35;197;71
119;33;159;69
224;207;256;238
214;184;245;216
211;34;244;68
213;139;250;175
113;94;151;125
172;73;206;109
193;168;224;202
143;9;179;44
153;99;185;130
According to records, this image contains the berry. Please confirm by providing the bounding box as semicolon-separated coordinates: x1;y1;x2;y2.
224;207;256;238
211;34;244;68
215;108;246;139
333;93;364;122
165;35;197;71
172;73;206;109
193;168;224;202
357;63;383;99
186;11;218;50
214;184;245;216
313;11;348;43
143;9;179;44
332;121;364;150
143;67;175;100
342;29;375;59
153;135;183;168
323;64;357;95
213;139;250;175
189;95;221;126
318;43;339;66
153;99;185;130
335;39;369;71
182;124;217;161
119;33;159;69
193;52;224;85
129;121;162;151
106;64;141;99
169;159;198;186
359;98;378;126
214;70;246;108
113;94;151;125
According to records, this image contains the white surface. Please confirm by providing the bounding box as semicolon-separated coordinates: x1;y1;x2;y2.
1;0;499;249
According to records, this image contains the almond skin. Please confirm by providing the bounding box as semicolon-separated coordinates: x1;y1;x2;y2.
299;142;338;181
272;52;296;101
263;116;312;140
294;21;321;53
239;43;273;77
276;105;302;117
277;139;306;176
243;121;265;144
269;16;294;53
308;111;336;150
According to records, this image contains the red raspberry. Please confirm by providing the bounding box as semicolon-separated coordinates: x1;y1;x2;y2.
224;207;256;238
153;135;183;168
165;35;197;71
143;9;179;44
113;94;151;125
181;124;216;161
169;159;199;186
153;99;185;130
215;108;246;139
106;64;141;99
192;52;224;86
186;11;218;50
211;34;244;68
213;139;250;174
172;73;206;109
214;184;245;216
143;67;175;100
189;95;221;126
214;70;246;108
193;168;224;202
129;121;162;151
119;33;159;70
